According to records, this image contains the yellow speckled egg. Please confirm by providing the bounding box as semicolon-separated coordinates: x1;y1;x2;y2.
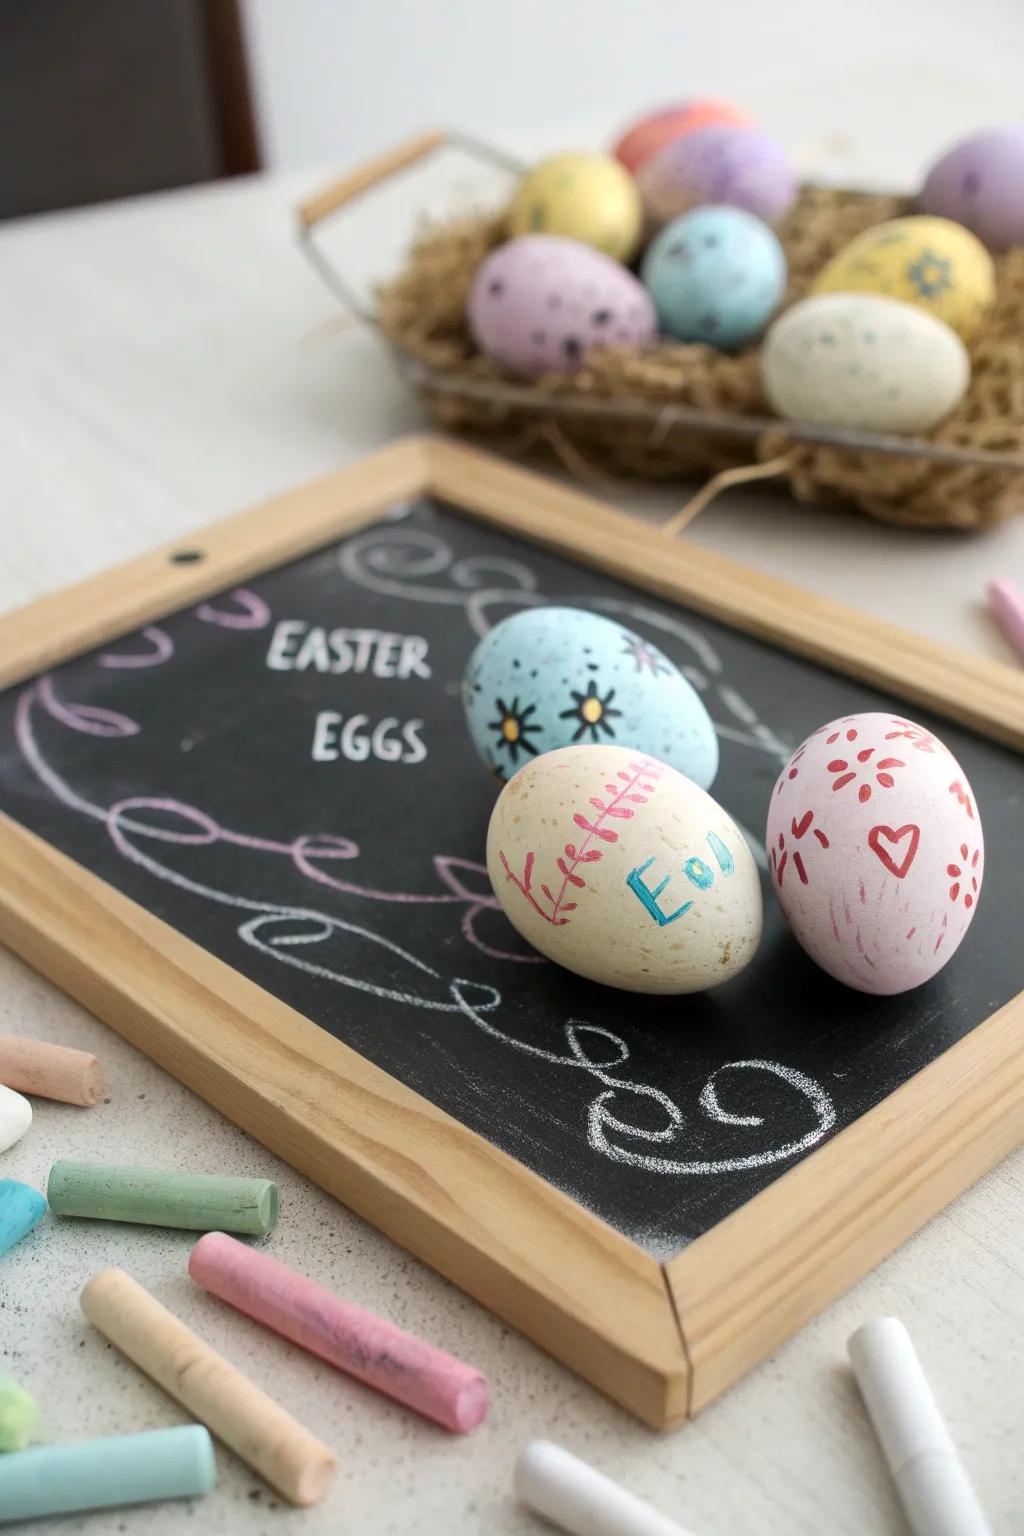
811;216;995;341
509;153;643;263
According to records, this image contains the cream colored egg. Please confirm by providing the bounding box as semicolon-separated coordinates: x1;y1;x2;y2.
486;744;762;994
509;153;643;263
762;294;969;433
810;215;994;341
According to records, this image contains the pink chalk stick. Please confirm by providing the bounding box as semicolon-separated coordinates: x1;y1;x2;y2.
986;577;1024;661
188;1233;488;1433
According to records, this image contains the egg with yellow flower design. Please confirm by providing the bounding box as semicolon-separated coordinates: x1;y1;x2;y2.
508;153;643;263
810;215;994;341
462;606;718;789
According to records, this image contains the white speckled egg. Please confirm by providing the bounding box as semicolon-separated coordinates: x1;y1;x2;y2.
642;205;786;349
488;744;762;993
468;236;656;378
463;606;718;788
766;711;983;995
761;294;969;433
509;152;643;262
638;125;796;228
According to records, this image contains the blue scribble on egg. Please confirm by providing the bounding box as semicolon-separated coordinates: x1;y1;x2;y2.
641;205;786;350
462;606;719;788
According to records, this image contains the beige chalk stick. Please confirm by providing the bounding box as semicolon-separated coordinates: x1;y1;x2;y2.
0;1035;105;1106
80;1269;335;1506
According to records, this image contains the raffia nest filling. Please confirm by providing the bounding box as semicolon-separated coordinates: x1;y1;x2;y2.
376;188;1024;529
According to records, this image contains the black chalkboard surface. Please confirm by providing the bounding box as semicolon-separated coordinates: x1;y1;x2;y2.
2;440;1022;1423
2;492;1022;1258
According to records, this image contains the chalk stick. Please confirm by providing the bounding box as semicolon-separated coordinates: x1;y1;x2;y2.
0;1033;105;1106
81;1268;336;1506
48;1160;278;1235
0;1376;37;1452
0;1085;31;1153
848;1318;992;1536
0;1424;215;1523
189;1231;489;1432
985;577;1024;662
515;1441;699;1536
0;1181;46;1258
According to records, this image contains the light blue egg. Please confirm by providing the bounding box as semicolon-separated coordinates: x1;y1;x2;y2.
641;204;787;350
462;606;719;788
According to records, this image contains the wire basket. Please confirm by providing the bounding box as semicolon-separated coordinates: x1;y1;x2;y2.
297;129;1024;531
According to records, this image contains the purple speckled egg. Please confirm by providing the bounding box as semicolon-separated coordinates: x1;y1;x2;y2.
920;126;1024;251
638;124;797;228
467;235;657;378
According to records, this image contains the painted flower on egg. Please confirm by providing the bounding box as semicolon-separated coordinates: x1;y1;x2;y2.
462;606;719;788
559;682;622;744
488;696;543;768
907;250;953;300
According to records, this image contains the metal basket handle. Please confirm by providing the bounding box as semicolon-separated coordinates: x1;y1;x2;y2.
296;128;523;324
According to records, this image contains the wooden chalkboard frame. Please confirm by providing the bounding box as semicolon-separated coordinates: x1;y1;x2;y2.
1;435;1022;1429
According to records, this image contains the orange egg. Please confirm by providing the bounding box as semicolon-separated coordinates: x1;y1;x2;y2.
612;98;753;173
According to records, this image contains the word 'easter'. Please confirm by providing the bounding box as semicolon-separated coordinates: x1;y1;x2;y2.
311;711;426;765
266;623;431;679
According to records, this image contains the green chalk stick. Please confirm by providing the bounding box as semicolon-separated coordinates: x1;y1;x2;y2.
47;1161;278;1236
0;1378;37;1452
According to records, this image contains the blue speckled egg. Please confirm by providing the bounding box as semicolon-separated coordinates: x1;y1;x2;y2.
641;205;786;349
462;606;719;788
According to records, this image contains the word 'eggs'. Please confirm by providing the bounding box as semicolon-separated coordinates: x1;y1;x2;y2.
761;294;968;434
767;712;983;995
488;745;762;994
508;153;643;263
642;205;786;349
811;215;994;341
468;236;656;379
638;125;796;228
921;125;1024;252
463;607;718;787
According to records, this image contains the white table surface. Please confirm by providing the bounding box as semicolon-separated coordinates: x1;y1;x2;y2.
0;169;1021;1536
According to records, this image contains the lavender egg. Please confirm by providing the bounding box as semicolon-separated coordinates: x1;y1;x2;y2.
467;235;657;378
638;124;797;229
921;126;1024;252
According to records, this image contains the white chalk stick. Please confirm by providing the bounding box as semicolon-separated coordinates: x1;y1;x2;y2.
0;1085;32;1153
515;1441;698;1536
848;1318;991;1536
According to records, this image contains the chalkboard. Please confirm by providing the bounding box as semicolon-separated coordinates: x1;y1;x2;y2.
2;439;1021;1424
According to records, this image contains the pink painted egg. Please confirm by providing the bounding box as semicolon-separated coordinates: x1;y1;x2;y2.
467;235;656;378
613;98;753;174
766;711;983;995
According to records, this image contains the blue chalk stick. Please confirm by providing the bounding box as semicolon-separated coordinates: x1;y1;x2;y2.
0;1424;216;1522
0;1180;46;1258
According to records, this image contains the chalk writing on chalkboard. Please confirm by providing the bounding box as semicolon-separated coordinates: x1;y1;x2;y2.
9;515;839;1188
13;668;835;1180
6;497;1019;1258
